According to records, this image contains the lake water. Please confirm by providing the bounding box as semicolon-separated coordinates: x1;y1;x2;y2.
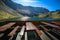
6;17;60;21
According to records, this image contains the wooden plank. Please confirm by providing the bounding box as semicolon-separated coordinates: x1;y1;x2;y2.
44;31;58;40
19;26;25;36
26;22;36;30
41;22;60;30
0;33;4;38
16;33;21;40
0;22;15;32
51;21;60;26
40;30;51;40
40;24;50;31
16;26;25;40
8;26;19;37
25;32;28;40
28;22;42;35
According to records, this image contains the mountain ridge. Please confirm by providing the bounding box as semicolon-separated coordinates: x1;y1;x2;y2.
0;0;60;19
2;0;49;17
0;0;23;20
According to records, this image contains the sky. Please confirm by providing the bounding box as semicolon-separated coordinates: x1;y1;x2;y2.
12;0;60;11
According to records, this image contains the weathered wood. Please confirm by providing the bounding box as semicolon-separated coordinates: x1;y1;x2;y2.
41;22;60;30
51;21;60;26
16;26;25;40
25;32;28;40
40;30;51;40
19;26;25;36
28;22;42;35
44;31;58;40
40;24;50;31
8;26;19;37
0;22;15;32
26;22;36;30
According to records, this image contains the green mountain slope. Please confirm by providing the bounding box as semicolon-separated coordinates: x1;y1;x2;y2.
38;10;60;18
49;10;60;18
0;0;23;20
0;10;18;20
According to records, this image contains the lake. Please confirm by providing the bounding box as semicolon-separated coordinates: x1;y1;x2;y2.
6;17;60;21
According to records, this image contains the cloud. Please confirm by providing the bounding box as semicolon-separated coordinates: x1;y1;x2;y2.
12;0;39;3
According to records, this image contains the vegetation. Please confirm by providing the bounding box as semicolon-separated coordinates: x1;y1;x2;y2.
49;11;60;18
38;13;48;18
0;10;20;20
37;11;60;18
0;0;23;20
0;0;60;20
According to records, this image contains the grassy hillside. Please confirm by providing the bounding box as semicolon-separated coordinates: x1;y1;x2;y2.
0;10;19;20
38;13;48;18
38;10;60;18
49;11;60;18
0;0;23;20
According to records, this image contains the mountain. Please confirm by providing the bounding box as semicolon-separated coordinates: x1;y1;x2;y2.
48;10;60;18
1;0;60;19
38;10;60;18
2;0;49;17
0;0;23;20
